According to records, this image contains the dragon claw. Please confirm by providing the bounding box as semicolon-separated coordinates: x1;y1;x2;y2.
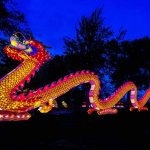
138;107;148;111
87;108;95;114
130;107;148;111
38;99;53;113
0;33;149;121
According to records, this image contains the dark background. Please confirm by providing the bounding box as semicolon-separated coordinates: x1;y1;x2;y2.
0;110;150;150
0;1;150;150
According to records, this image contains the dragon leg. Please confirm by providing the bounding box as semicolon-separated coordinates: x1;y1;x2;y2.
87;79;150;115
29;72;150;116
130;106;148;112
7;71;149;118
35;99;53;113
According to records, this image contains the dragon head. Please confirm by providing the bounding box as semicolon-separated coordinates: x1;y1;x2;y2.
4;32;50;64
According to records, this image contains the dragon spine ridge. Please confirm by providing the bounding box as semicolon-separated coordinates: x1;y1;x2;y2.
0;33;149;121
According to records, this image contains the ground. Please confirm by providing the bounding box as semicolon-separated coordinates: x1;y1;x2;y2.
0;108;149;150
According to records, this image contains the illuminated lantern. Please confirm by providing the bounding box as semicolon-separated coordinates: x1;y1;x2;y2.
0;32;149;121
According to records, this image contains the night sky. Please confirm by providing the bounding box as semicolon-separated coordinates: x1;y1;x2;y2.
16;0;150;55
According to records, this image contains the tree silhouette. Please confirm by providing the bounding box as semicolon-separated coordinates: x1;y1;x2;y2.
112;37;150;87
63;8;113;72
0;0;31;36
63;8;150;105
0;0;32;78
63;8;115;106
104;37;150;104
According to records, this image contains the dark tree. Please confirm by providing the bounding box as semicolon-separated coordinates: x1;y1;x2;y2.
63;8;115;106
63;8;113;72
105;37;150;104
112;37;150;87
0;0;31;36
0;0;32;77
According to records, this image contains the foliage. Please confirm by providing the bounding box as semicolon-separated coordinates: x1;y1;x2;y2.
0;0;31;70
0;0;31;36
111;37;150;88
62;8;115;104
63;8;113;72
63;8;150;103
0;4;149;106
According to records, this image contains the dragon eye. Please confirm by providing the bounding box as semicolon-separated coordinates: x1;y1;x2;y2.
10;35;27;50
10;36;18;47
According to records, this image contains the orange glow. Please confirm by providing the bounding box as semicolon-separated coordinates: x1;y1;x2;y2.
0;33;149;121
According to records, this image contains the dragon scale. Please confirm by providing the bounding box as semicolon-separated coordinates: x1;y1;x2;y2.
0;33;149;121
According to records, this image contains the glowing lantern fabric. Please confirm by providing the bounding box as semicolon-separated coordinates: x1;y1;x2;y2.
0;33;149;121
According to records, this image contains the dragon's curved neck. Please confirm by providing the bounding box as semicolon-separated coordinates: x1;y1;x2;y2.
0;34;149;121
0;60;37;91
0;59;40;111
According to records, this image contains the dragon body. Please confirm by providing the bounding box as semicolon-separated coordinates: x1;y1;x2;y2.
0;33;150;121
